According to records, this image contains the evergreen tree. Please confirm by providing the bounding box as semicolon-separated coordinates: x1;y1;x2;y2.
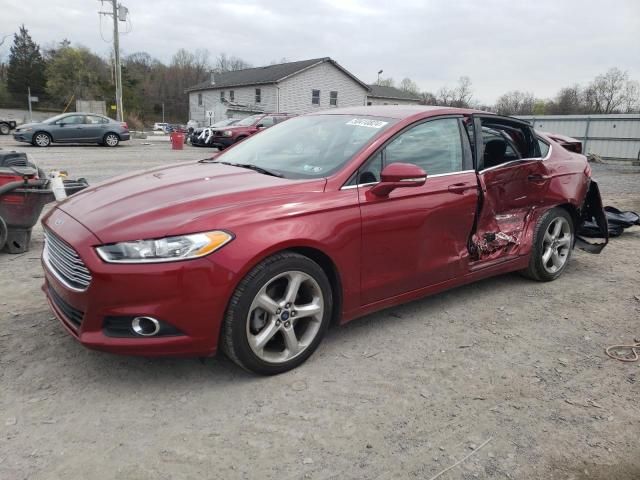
7;25;46;95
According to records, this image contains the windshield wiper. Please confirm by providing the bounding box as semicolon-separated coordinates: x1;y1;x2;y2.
218;161;284;178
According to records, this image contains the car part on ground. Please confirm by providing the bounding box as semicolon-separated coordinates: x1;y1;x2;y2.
580;206;639;238
39;106;609;374
0;151;88;253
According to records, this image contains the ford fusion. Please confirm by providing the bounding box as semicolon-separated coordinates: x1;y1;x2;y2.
41;106;607;374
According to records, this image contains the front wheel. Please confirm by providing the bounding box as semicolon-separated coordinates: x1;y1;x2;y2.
0;123;10;135
32;132;51;147
103;133;120;147
521;207;574;282
221;252;332;375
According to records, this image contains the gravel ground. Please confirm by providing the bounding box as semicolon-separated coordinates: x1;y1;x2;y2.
1;136;639;480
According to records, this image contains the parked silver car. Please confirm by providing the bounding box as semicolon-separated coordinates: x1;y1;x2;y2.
13;113;130;147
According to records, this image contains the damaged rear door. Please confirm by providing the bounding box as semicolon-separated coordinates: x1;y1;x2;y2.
468;115;549;262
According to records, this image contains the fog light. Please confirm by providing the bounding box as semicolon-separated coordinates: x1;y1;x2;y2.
131;316;161;336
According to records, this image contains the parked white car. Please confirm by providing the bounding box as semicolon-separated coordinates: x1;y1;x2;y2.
153;122;168;131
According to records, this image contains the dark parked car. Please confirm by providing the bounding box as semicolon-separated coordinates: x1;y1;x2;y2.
13;113;130;147
41;106;607;374
207;113;294;149
191;119;239;147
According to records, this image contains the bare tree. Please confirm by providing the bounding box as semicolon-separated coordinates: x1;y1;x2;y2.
583;68;639;114
419;91;437;105
215;53;252;73
494;90;536;115
436;77;473;107
399;77;419;95
377;77;394;87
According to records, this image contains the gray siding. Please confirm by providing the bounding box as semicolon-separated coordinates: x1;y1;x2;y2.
366;96;421;106
278;62;368;114
189;85;277;126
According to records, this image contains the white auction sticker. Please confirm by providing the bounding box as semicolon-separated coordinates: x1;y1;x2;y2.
346;118;388;128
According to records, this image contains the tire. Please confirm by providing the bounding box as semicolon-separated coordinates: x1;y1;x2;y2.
222;251;333;375
32;131;51;147
103;133;120;147
0;123;10;135
521;207;574;282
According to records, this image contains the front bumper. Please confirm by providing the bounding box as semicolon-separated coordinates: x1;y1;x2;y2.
41;209;236;357
13;132;33;143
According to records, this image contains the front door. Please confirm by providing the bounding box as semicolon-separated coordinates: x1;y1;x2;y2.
54;114;86;142
357;117;478;305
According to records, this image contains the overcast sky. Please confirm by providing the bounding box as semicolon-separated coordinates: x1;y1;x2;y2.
1;0;639;104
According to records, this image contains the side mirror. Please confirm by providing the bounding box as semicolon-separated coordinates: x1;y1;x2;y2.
256;123;265;128
370;162;426;197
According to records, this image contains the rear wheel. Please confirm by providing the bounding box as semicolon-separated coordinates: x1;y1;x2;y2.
103;133;120;147
0;123;10;135
521;207;574;281
32;132;51;147
222;252;332;375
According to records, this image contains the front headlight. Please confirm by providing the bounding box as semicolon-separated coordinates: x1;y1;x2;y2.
95;230;233;263
19;127;32;132
222;130;233;137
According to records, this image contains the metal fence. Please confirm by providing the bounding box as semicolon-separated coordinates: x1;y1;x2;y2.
517;114;640;163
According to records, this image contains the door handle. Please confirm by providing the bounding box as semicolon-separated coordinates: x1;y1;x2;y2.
527;174;549;182
448;182;474;194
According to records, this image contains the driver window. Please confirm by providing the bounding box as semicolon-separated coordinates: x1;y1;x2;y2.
258;116;275;128
355;118;463;184
62;115;85;125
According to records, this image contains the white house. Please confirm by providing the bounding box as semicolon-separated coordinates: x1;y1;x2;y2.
366;85;421;105
186;57;370;125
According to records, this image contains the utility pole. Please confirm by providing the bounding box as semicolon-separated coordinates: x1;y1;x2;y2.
27;86;32;122
99;1;128;121
162;102;165;123
377;70;383;86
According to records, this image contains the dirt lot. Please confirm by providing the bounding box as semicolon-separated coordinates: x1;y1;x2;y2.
1;136;639;480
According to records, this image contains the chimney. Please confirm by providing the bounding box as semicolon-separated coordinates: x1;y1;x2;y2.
210;71;215;85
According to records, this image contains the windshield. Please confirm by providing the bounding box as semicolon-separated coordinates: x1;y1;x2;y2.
235;114;263;127
216;115;396;179
212;119;238;127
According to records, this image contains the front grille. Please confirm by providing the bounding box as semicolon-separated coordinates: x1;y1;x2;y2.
43;229;92;291
48;285;84;328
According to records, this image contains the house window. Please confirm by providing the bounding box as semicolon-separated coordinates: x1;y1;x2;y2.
255;88;261;103
330;91;338;106
198;93;202;106
312;89;320;105
220;91;225;101
229;90;234;102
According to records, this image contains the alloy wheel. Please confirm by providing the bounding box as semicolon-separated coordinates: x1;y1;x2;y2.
105;134;119;147
246;271;324;364
541;216;572;274
35;133;50;147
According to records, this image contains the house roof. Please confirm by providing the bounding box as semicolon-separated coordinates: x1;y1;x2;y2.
368;84;421;101
186;57;369;92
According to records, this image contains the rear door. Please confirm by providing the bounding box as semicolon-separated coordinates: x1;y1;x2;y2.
83;115;109;142
356;116;478;305
470;115;550;260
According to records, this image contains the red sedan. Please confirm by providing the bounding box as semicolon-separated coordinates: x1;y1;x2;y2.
41;106;608;374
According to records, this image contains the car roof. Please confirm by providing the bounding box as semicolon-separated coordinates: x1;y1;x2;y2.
309;105;486;119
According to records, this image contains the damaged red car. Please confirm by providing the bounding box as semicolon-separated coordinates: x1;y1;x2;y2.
41;106;608;374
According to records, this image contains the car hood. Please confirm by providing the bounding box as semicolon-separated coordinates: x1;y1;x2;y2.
16;122;44;130
56;161;326;244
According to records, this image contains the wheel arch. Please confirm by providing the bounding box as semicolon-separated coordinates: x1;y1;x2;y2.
104;131;121;139
222;242;344;329
555;202;579;230
33;130;53;143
